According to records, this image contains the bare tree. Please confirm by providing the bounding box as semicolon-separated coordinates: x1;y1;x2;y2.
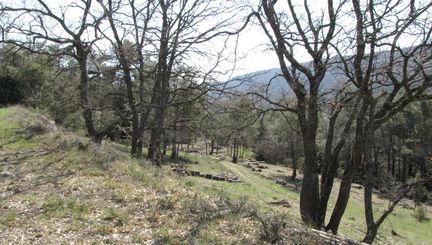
254;0;351;227
145;0;254;165
326;1;432;240
0;0;112;143
96;0;157;157
255;0;431;236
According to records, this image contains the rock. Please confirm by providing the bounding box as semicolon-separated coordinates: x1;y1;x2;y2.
213;173;241;183
190;171;200;176
213;176;225;181
0;171;14;178
276;179;287;186
269;199;291;208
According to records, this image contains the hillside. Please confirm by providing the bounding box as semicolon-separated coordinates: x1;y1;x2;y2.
0;106;431;244
0;106;318;244
227;64;343;98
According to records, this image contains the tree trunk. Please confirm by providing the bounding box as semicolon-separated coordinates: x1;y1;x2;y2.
77;46;100;144
326;93;369;233
148;103;166;165
387;149;391;174
104;4;142;158
290;139;297;180
363;131;377;244
209;140;215;155
397;156;401;181
362;224;378;244
327;129;365;233
171;143;178;159
131;134;140;157
299;132;319;226
317;103;352;228
402;154;407;182
325;168;354;234
298;95;320;227
148;1;171;166
318;155;339;227
232;137;239;163
391;148;396;177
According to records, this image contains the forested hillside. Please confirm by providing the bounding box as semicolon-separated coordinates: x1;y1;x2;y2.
1;0;432;244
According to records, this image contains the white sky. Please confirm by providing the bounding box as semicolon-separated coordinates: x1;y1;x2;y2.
8;0;425;80
1;0;306;79
227;0;329;78
231;24;280;76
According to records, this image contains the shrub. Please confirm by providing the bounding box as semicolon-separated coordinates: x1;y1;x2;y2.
157;195;176;210
0;74;22;105
414;205;428;222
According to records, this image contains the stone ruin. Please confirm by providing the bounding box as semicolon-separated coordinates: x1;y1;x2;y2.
171;164;241;183
245;160;268;172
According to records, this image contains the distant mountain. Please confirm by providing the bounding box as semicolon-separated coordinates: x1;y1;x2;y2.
228;62;347;98
220;46;430;99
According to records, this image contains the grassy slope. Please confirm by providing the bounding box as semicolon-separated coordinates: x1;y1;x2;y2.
0;107;264;244
0;106;430;244
181;148;432;244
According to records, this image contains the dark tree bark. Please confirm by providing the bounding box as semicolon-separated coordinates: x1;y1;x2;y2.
77;45;100;143
147;0;171;165
171;122;178;159
209;140;215;155
232;136;239;163
257;0;339;227
289;139;297;180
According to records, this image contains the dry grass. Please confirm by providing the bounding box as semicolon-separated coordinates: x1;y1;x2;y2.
3;106;430;244
0;106;323;244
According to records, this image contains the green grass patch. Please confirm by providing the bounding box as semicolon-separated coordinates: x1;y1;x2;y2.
0;107;20;145
0;212;17;227
0;106;51;149
182;155;300;214
41;197;89;220
102;207;129;226
180;152;432;244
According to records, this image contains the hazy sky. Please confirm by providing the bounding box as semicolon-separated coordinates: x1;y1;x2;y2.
232;26;280;76
229;0;328;77
0;0;330;79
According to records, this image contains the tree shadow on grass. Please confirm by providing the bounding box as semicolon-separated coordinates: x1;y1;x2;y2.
15;123;48;140
0;148;72;200
1;124;47;147
163;155;195;165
